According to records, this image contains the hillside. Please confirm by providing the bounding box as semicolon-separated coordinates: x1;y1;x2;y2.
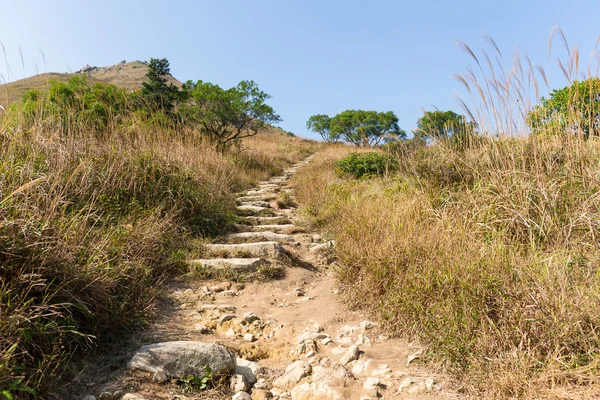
0;60;181;108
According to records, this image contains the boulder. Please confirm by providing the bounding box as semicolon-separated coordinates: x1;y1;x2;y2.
234;358;262;384
273;361;312;390
128;341;235;377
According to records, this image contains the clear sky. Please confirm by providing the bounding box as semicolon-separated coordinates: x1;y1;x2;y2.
1;0;599;139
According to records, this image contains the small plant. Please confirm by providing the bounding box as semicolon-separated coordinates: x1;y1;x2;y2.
334;152;398;179
177;365;212;393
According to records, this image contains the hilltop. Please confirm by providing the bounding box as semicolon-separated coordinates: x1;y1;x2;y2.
0;60;181;108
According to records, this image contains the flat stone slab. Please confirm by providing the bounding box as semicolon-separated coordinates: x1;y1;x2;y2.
247;189;278;196
251;224;296;232
236;205;269;214
237;194;276;202
205;242;286;259
238;201;271;208
228;231;295;243
188;258;265;272
129;341;236;377
242;216;291;225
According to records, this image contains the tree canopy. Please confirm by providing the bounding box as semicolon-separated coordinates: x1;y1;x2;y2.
527;78;600;138
181;79;281;145
142;58;181;113
415;110;474;139
307;110;405;146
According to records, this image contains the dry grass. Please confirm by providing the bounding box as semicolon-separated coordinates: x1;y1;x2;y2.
0;91;317;397
292;30;600;399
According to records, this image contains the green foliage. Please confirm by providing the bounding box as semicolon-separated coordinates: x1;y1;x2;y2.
334;152;398;178
415;110;474;140
330;110;405;146
306;114;336;142
141;58;181;114
528;78;600;138
181;80;281;147
177;366;213;393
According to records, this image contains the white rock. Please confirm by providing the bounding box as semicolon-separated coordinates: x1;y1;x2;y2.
194;324;210;333
233;358;262;384
122;395;146;400
225;328;236;338
243;333;256;342
313;323;324;332
243;312;261;323
425;378;435;391
272;361;312;390
339;345;360;365
81;396;96;400
232;392;252;400
152;369;168;383
398;377;414;391
230;374;250;393
296;332;329;343
189;258;265;273
362;377;380;397
406;349;423;365
359;321;375;331
128;341;235;377
219;314;237;325
227;231;295;243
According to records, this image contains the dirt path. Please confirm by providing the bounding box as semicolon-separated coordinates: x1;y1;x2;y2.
78;156;464;400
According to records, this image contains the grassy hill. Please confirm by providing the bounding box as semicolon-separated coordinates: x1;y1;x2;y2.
0;60;180;108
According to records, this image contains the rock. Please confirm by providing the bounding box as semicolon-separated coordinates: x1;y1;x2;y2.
425;378;435;391
408;382;426;394
362;377;380;397
194;323;210;333
252;224;295;233
244;333;256;342
81;396;96;400
243;216;291;225
355;334;371;346
219;314;237;325
296;332;329;343
200;304;236;312
243;312;261;324
339;345;360;365
206;242;286;260
308;241;335;253
359;321;375;331
250;388;272;399
290;381;345;400
128;341;235;377
406;349;423;365
231;374;251;393
292;339;317;357
398;377;414;391
273;361;312;390
313;323;324;332
225;328;237;338
122;395;146;400
234;358;262;384
97;392;112;400
232;392;252;400
152;369;168;383
189;258;265;273
227;232;295;243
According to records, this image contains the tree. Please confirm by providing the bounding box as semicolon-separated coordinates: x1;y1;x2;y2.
527;78;600;138
328;110;405;146
142;58;181;113
415;110;474;140
306;114;337;142
181;80;281;146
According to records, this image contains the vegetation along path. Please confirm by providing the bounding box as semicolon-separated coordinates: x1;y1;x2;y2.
75;155;463;400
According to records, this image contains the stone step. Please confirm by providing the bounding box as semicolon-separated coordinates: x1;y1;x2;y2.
251;224;296;232
188;258;265;273
236;205;272;216
204;242;286;259
237;194;277;202
227;231;295;243
238;200;271;208
241;216;291;225
247;188;278;196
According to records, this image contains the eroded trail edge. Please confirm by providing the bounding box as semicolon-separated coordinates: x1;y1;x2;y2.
87;156;461;400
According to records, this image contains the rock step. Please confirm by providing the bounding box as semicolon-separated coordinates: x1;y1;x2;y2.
204;242;286;259
227;231;295;243
238;201;271;208
188;258;265;272
237;194;276;202
247;188;279;196
250;224;296;232
241;216;291;225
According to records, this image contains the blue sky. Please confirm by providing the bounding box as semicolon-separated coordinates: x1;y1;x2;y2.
0;0;599;139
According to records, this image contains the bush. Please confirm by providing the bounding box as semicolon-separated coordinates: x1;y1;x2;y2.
334;152;398;179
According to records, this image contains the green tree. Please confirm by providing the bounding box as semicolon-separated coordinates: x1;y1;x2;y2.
329;110;405;146
181;80;281;146
141;58;181;113
306;114;338;142
415;110;473;140
527;78;600;138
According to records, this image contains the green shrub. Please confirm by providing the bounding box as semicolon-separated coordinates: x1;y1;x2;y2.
334;152;398;179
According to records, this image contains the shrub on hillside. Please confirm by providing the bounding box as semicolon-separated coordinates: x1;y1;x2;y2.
334;152;398;179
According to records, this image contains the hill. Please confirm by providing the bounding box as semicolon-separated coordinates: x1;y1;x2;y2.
0;60;181;108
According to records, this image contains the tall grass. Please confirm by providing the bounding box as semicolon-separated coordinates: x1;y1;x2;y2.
293;30;600;398
0;81;318;397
